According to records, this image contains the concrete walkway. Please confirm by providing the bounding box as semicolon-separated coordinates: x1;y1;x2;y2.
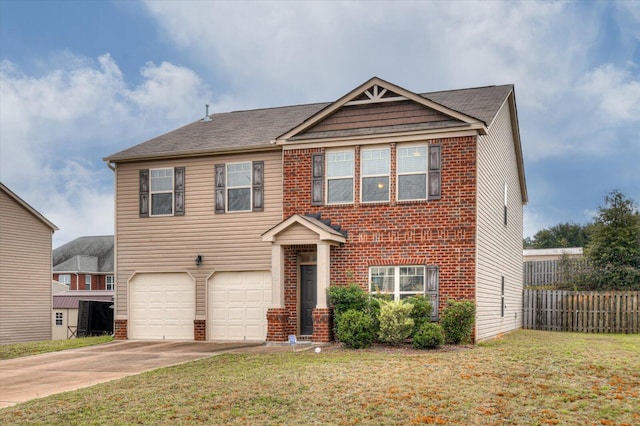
0;340;292;408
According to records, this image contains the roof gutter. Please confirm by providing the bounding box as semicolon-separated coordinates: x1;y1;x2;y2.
103;143;281;164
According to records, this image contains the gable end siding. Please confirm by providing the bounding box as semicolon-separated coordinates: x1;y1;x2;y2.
476;99;524;341
302;101;463;136
0;190;53;343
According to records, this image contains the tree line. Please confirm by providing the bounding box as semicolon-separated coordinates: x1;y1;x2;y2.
524;190;640;291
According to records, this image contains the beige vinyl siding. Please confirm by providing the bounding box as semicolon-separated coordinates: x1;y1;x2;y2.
271;223;321;245
475;98;524;342
114;150;282;319
0;190;53;343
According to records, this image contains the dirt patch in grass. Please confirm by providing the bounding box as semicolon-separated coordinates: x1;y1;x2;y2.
1;331;638;425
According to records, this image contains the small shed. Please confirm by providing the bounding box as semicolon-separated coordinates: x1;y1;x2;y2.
52;290;114;339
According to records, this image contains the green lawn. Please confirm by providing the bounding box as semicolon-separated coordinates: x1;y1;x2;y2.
1;331;638;425
0;335;113;360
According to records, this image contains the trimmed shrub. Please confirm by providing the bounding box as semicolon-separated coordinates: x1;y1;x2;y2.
335;309;374;349
377;300;414;345
328;284;368;316
440;300;475;344
368;293;391;338
404;295;432;335
413;322;444;349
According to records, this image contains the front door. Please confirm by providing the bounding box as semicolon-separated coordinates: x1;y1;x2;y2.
300;265;317;336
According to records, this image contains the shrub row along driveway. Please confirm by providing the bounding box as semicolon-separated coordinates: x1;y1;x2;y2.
0;340;276;408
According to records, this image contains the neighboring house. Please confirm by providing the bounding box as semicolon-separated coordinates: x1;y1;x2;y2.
53;236;114;291
0;183;58;344
52;290;114;340
104;77;527;343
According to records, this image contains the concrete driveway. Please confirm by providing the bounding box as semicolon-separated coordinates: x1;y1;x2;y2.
0;340;280;408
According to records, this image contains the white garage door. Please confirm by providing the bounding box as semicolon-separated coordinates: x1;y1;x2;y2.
129;273;195;340
208;271;271;341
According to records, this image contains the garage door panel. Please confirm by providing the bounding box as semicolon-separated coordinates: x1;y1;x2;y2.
130;273;195;340
208;271;271;341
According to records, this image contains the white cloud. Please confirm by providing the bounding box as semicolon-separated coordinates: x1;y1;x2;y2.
0;53;212;246
577;63;640;123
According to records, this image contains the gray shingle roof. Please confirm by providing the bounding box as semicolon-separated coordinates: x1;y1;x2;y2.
53;236;114;273
52;290;114;309
105;84;513;163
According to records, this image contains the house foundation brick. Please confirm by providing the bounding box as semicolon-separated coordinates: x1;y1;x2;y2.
312;308;333;343
114;319;128;340
194;319;206;341
267;308;289;342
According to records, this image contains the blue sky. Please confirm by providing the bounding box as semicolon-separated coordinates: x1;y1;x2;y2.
1;0;639;247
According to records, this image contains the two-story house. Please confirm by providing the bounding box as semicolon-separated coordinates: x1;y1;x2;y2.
1;183;58;343
53;236;114;291
104;77;527;343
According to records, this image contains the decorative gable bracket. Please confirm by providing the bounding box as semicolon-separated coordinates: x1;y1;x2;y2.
345;84;407;106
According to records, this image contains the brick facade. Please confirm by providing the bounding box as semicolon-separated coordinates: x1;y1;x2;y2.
280;136;477;326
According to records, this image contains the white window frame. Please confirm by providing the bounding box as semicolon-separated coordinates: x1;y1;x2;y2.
58;274;71;286
369;265;425;300
85;275;91;291
55;312;63;326
361;146;390;203
150;167;174;217
106;275;114;291
226;162;252;212
397;144;428;201
326;149;354;205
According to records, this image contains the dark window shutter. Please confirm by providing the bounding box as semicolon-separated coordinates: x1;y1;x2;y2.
425;266;439;321
139;169;149;217
215;164;225;214
174;167;185;216
311;153;324;205
428;144;442;200
252;161;264;212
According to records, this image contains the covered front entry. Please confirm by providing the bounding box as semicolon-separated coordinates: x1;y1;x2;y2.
262;215;346;343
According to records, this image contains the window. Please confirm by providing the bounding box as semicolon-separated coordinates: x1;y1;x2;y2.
370;266;425;300
55;312;63;326
227;162;251;211
150;168;174;216
397;145;427;200
106;275;114;291
215;161;264;213
361;147;390;202
58;274;70;286
326;150;354;204
370;265;439;320
139;167;184;217
85;275;91;291
503;182;508;226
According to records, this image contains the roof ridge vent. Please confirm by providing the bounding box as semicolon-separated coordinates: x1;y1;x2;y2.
202;104;212;122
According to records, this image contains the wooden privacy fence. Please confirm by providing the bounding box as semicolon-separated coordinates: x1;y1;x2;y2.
523;259;590;287
523;290;639;333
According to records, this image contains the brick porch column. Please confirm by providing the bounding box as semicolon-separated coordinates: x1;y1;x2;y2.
267;308;288;342
312;307;333;343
